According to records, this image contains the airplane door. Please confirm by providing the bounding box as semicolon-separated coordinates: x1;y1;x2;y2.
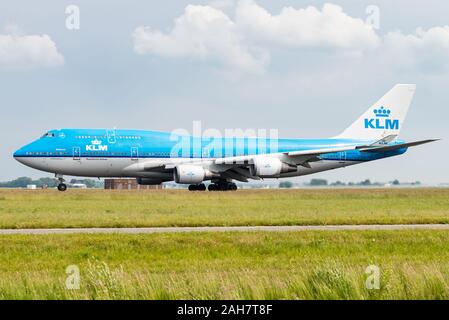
202;146;210;158
201;136;212;158
339;151;346;162
131;147;138;160
73;147;81;160
107;129;116;144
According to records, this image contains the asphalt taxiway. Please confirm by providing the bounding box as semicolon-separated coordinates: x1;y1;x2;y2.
0;224;448;235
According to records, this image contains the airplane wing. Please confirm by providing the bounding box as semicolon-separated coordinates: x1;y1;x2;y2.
214;145;358;165
125;139;438;180
285;146;359;157
214;139;439;176
212;145;361;176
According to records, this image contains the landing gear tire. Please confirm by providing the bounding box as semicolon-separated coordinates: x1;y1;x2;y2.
208;182;237;191
188;183;206;191
55;174;67;192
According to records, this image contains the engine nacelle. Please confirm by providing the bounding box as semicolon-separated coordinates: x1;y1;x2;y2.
251;157;297;177
173;165;206;184
136;177;165;185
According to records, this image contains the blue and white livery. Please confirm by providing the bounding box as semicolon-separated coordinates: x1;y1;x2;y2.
14;84;437;191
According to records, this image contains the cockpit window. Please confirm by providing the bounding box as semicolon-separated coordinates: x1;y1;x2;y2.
41;132;56;138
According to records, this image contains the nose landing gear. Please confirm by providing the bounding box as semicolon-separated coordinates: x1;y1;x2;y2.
56;174;67;192
57;183;67;192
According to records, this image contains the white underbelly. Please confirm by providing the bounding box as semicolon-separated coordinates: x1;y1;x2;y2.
17;157;133;177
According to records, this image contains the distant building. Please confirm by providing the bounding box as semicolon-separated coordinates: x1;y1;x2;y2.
26;184;37;190
104;178;162;190
71;183;87;189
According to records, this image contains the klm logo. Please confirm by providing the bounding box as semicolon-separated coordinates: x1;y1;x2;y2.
86;139;108;151
364;106;399;130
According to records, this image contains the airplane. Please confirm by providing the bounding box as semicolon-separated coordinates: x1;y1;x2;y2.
14;84;437;192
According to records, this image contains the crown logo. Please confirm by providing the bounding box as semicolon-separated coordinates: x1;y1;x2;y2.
373;106;391;118
91;139;102;145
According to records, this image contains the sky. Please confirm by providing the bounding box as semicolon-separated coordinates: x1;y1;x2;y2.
0;0;448;184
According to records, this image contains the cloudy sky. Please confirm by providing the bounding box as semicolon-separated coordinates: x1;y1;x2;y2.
1;0;448;184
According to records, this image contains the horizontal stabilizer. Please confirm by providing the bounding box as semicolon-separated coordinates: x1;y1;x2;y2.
369;134;398;146
359;139;439;153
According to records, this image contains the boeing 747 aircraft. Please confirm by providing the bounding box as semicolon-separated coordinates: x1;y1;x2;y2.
14;84;437;191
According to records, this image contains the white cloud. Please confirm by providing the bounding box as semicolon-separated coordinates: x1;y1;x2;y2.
0;29;64;68
133;4;267;73
235;0;380;50
208;0;235;10
132;0;449;74
382;26;449;72
133;1;379;73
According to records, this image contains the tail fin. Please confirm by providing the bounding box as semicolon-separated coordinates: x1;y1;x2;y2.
336;84;416;140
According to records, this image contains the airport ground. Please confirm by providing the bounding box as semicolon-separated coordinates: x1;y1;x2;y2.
0;188;448;299
0;188;448;228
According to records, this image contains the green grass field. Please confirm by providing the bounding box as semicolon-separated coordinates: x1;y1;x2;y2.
0;188;448;229
1;188;449;299
1;230;449;299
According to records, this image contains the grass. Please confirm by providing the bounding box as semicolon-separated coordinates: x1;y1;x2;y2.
0;188;448;229
1;188;448;299
0;230;449;299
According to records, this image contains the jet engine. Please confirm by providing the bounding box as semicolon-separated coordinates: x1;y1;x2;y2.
251;157;297;177
173;165;215;184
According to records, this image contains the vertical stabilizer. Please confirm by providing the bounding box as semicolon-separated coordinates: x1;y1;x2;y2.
336;84;416;140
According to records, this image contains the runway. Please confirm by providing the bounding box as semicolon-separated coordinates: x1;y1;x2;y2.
0;224;449;235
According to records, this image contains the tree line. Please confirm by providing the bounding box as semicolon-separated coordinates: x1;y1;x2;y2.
0;177;103;188
279;179;421;188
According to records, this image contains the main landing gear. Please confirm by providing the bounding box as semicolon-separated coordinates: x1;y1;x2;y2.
188;180;238;191
56;174;67;192
188;183;206;191
208;181;237;191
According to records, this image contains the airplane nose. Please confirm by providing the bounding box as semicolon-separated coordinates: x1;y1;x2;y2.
13;144;42;168
13;147;26;163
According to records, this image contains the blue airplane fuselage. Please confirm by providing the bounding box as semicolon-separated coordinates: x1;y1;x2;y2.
13;128;406;162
